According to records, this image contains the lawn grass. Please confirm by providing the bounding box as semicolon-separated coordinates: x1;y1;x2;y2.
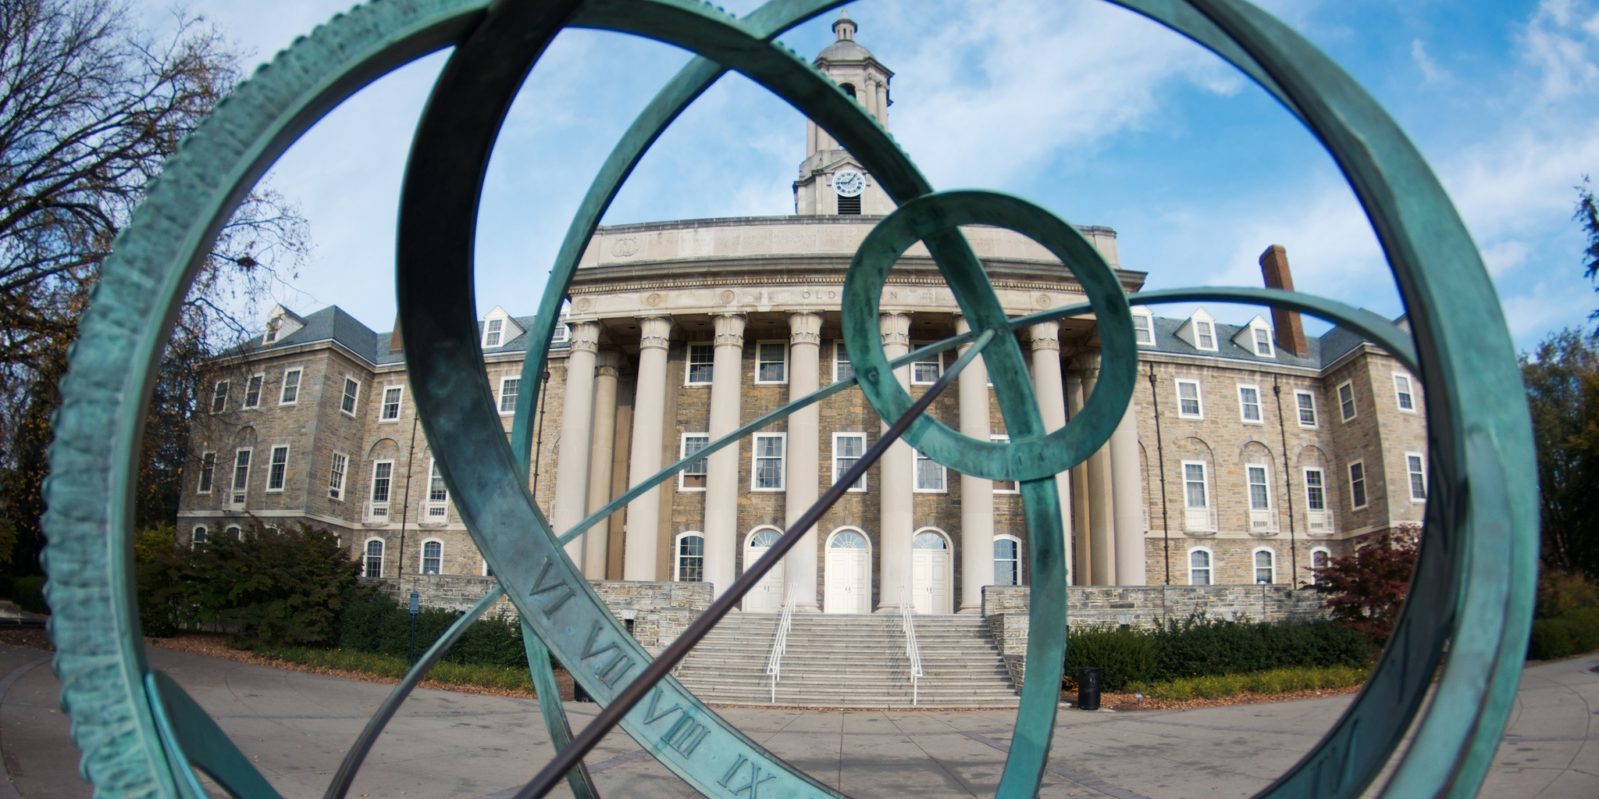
1126;664;1369;701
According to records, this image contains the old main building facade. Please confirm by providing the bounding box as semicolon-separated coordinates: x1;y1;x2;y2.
177;15;1428;616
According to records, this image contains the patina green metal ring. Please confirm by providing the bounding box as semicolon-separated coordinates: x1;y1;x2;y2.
841;190;1136;482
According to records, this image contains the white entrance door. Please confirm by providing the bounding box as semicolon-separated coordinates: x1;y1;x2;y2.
743;529;785;612
912;530;952;615
825;529;871;614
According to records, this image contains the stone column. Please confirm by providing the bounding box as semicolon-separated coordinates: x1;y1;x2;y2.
623;317;673;581
1110;404;1147;585
703;314;745;598
1066;374;1092;585
877;312;913;612
955;316;993;612
1028;321;1074;585
552;321;600;571
1081;354;1116;585
785;312;823;610
583;350;620;580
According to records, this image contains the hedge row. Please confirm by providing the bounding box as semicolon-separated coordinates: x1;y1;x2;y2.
336;591;530;670
1065;616;1370;692
1127;665;1369;701
1527;608;1599;661
256;646;533;694
1;576;46;614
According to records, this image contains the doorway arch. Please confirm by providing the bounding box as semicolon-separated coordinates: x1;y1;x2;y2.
824;527;871;614
742;526;786;612
911;528;953;614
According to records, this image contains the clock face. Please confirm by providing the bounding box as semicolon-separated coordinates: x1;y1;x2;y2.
833;169;865;198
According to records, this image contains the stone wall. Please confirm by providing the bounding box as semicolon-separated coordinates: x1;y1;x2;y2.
981;584;1328;682
372;576;712;651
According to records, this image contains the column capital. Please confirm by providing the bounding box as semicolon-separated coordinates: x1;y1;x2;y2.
1072;352;1102;374
569;321;601;354
1028;321;1061;352
879;311;911;349
788;311;823;346
638;316;673;351
712;313;745;348
595;350;621;378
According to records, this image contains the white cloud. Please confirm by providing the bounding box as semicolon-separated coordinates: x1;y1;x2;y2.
1411;39;1449;85
1517;0;1599;101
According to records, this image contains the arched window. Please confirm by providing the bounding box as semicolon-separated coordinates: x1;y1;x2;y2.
830;529;867;549
363;539;385;579
839;82;856;99
1310;547;1331;585
421;540;443;575
913;530;948;550
1188;548;1213;586
225;525;242;541
1253;548;1276;585
994;535;1022;586
675;532;705;582
191;526;208;550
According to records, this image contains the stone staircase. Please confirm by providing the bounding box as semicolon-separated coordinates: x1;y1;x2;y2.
675;612;1018;708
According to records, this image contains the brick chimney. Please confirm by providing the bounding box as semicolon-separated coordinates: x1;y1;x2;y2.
389;319;403;354
1258;245;1308;356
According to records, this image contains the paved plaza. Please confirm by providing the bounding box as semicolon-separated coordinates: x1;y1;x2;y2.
1;642;1594;798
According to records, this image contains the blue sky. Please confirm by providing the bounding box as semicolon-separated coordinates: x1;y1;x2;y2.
142;0;1599;352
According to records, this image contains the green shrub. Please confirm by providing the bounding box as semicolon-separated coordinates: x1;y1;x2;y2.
1536;570;1599;619
336;590;530;670
258;646;533;694
1065;627;1158;691
1064;616;1370;691
10;575;46;614
1529;607;1599;660
1129;665;1368;701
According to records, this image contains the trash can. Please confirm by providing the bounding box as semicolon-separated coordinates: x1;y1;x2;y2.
1077;667;1102;711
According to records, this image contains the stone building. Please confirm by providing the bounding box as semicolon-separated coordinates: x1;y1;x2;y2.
176;13;1426;619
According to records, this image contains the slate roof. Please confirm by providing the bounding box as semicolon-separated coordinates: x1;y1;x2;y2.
1140;314;1395;370
255;307;568;366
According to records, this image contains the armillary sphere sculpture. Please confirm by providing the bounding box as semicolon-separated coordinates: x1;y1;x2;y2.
40;0;1536;797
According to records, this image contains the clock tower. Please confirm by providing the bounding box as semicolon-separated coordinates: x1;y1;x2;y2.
794;12;895;216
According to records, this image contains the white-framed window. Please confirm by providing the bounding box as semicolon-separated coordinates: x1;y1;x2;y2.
328;451;348;501
1295;390;1318;428
340;377;361;417
755;341;788;384
263;524;280;536
1304;468;1327;512
1176;379;1203;419
368;460;394;519
191;526;208;550
1247;463;1271;511
1133;310;1156;346
1406;452;1427;501
1251;325;1275;357
363;538;384;578
1394;373;1416;412
279;368;302;405
1310;547;1331;584
266;445;289;493
1237;384;1263;423
913;448;947;492
1253;548;1277;584
497;376;519;415
484;318;504;348
1337;380;1356;422
833;432;867;492
226;525;243;541
1194;320;1217;351
197;451;216;494
380;385;404;421
426;459;449;519
911;349;943;385
833;340;854;383
1189;548;1213;585
751;433;785;490
674;532;705;582
243;373;264;409
994;535;1022;586
679;434;709;490
991;434;1019;494
421;539;443;575
228;448;252;508
685;343;714;385
263;317;282;345
551;323;570;345
1182;460;1213;532
1348;460;1368;509
210;380;229;414
483;560;495;578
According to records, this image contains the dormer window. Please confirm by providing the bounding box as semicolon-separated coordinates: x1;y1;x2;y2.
1194;320;1216;351
483;318;504;348
1133;311;1156;346
263;317;281;345
551;323;570;344
1252;326;1274;357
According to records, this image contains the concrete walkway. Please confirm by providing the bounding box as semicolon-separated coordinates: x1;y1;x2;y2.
2;643;1593;798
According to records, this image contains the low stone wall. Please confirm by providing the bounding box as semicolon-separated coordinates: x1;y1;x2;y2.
980;584;1328;683
371;576;712;651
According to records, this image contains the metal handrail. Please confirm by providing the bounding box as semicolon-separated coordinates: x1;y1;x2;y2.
901;588;924;706
764;588;796;704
